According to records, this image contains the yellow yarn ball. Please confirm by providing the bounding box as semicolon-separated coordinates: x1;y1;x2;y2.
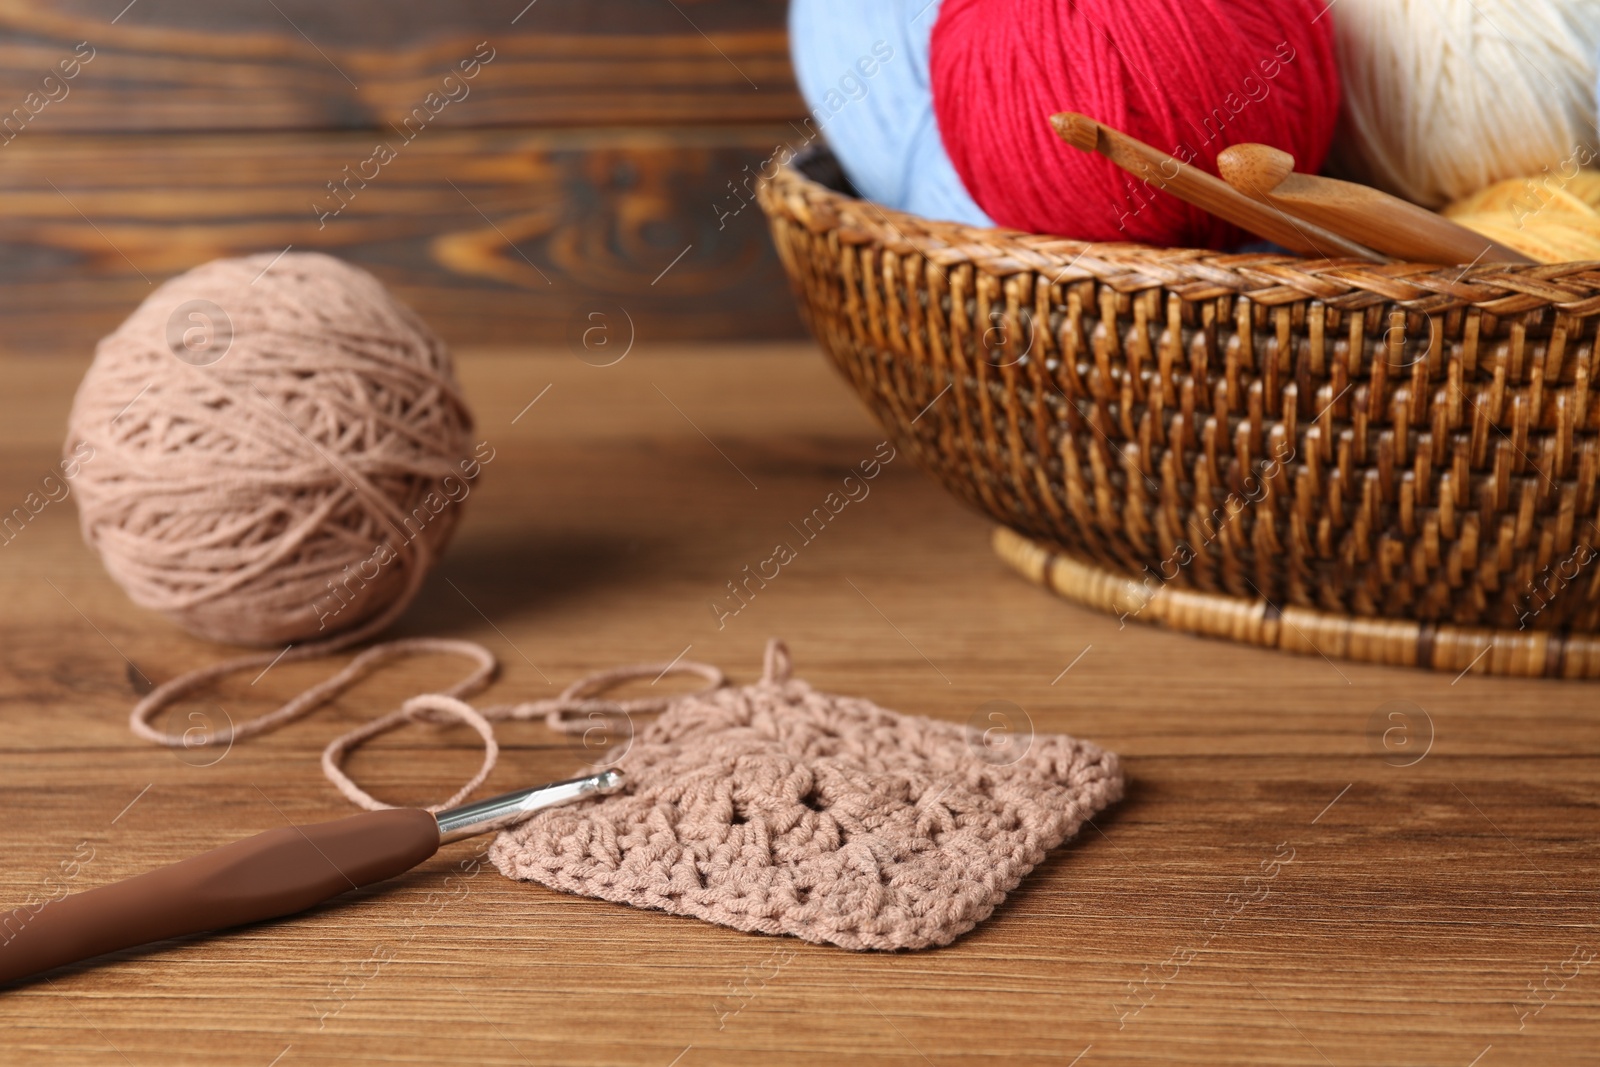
1444;170;1600;264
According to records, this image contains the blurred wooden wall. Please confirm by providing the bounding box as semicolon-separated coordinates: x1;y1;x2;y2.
0;0;810;354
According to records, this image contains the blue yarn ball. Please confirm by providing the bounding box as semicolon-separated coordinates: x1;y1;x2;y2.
788;0;993;227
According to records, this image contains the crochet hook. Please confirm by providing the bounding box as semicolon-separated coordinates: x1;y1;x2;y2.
1048;111;1388;262
1215;142;1536;266
0;770;622;986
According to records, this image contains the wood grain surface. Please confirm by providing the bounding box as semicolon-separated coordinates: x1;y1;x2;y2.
0;0;800;129
0;125;804;354
1;345;1597;1066
0;0;811;351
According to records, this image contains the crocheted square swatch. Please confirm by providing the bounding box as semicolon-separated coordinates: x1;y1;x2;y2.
490;641;1124;950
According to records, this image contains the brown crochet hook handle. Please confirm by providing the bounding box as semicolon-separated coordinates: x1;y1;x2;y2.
1216;143;1536;266
1048;111;1388;262
0;771;621;986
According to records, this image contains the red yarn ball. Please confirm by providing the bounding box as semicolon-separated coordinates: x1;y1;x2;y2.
929;0;1340;247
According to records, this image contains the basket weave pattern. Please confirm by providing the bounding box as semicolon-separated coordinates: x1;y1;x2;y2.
759;152;1600;678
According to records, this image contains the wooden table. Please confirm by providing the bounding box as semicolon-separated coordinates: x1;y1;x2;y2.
2;343;1596;1065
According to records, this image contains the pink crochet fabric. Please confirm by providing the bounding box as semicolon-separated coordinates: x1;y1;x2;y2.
491;640;1124;950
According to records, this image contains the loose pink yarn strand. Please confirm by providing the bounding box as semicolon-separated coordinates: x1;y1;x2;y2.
131;634;728;813
129;545;446;746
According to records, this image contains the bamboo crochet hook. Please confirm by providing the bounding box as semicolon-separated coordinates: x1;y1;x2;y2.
0;770;622;986
1216;143;1535;266
1049;111;1387;262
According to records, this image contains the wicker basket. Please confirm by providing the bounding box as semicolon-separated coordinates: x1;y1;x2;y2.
758;148;1600;679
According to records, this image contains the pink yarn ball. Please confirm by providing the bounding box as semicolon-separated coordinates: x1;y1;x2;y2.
65;253;475;647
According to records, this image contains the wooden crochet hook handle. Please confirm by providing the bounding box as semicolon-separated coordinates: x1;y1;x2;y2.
1049;111;1388;262
0;771;621;986
0;809;439;986
1216;143;1535;266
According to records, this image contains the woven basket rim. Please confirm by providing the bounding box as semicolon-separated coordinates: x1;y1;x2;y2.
758;146;1600;678
765;147;1600;316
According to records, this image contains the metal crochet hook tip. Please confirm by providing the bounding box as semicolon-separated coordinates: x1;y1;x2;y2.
434;769;625;843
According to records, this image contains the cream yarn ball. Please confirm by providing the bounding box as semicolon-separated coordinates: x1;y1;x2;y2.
65;252;475;647
1330;0;1600;207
